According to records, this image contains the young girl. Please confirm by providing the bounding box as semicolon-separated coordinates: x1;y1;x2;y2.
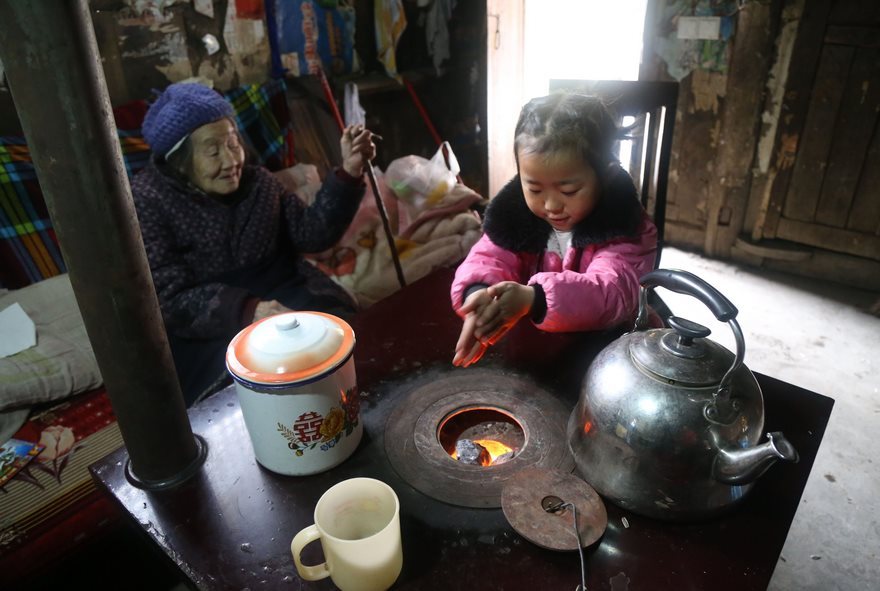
451;92;658;367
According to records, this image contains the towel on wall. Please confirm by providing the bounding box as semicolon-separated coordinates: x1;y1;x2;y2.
375;0;407;81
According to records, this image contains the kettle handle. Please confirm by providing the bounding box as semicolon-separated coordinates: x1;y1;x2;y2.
636;269;738;325
635;269;744;404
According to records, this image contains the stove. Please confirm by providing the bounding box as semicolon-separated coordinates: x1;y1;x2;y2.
384;368;574;508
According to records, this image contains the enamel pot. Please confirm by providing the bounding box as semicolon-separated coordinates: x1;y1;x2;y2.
226;312;362;476
567;269;798;521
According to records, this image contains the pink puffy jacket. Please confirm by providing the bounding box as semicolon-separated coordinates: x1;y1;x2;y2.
451;171;658;332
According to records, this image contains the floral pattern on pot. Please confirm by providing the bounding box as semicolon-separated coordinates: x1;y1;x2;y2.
277;387;360;456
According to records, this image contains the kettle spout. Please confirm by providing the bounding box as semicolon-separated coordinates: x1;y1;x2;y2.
713;432;799;486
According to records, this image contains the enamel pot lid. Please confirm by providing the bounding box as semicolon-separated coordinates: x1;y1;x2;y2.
226;311;355;386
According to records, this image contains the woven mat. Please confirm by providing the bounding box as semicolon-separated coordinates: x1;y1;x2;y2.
0;387;123;563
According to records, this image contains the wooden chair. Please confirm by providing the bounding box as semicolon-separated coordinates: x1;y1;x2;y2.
549;79;679;320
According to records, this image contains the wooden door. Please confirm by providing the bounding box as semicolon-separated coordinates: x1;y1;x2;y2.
755;0;880;263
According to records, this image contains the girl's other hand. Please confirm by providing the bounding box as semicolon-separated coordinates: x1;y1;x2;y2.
340;124;377;178
453;312;488;367
474;282;535;344
458;287;493;317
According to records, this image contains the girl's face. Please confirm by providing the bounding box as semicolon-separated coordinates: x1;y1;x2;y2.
518;148;600;232
189;118;245;196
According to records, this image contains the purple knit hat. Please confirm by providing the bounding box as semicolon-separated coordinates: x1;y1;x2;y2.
142;83;235;158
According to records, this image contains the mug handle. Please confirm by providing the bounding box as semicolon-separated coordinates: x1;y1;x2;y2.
291;524;331;581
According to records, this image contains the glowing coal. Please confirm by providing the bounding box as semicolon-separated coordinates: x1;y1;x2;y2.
439;407;524;467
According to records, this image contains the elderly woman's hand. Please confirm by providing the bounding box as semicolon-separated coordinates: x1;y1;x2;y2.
340;124;377;178
253;299;295;321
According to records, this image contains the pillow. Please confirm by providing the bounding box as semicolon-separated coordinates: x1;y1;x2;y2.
0;274;102;411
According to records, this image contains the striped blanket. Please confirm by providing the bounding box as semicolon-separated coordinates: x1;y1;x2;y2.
225;78;292;172
0;130;151;288
0;78;291;289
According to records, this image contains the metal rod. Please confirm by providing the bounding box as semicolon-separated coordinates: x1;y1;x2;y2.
563;501;588;591
404;79;444;147
403;79;462;184
0;0;204;487
317;70;406;289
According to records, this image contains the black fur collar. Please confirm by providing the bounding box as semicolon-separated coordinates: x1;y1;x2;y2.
482;166;644;253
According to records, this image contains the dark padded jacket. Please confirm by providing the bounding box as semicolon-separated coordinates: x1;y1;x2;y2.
131;163;364;340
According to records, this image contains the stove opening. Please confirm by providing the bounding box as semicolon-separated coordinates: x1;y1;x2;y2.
437;407;525;466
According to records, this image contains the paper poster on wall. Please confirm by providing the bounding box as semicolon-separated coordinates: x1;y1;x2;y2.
653;0;737;81
236;0;265;20
117;10;193;82
123;0;187;18
273;0;357;77
224;0;266;54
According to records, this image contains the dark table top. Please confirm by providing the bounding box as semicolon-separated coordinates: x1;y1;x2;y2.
90;268;834;590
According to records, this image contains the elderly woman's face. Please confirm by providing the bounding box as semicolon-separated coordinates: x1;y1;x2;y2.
189;119;245;196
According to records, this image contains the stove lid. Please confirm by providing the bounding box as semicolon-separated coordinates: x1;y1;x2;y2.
501;467;607;551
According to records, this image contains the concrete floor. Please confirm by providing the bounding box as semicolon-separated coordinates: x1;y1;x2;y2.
658;247;880;591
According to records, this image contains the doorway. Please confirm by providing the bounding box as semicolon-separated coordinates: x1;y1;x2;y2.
486;0;648;196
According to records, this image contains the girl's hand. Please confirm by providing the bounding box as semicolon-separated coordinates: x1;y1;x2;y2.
457;287;494;318
473;282;535;344
340;124;377;177
453;311;487;367
453;288;493;367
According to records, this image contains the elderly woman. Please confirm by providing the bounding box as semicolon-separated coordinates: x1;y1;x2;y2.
132;82;375;405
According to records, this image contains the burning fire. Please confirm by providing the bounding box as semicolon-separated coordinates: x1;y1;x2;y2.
451;439;514;466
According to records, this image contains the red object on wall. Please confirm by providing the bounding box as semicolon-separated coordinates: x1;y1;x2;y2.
236;0;265;20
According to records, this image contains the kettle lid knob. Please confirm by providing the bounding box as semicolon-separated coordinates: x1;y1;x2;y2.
662;316;712;357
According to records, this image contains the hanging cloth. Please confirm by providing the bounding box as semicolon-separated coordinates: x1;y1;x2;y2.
426;0;456;75
374;0;407;81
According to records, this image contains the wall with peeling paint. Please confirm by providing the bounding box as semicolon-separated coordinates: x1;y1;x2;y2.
0;0;488;196
642;0;781;252
641;0;743;250
0;0;270;133
92;0;271;106
743;0;804;233
643;0;880;289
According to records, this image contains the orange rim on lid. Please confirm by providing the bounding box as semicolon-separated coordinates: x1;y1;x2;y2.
226;311;355;386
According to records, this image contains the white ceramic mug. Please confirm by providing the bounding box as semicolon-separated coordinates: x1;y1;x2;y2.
291;478;403;591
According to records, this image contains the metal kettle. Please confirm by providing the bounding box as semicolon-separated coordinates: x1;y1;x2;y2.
567;269;799;521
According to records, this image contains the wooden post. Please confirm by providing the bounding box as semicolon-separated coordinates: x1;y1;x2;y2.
703;1;783;257
0;0;205;488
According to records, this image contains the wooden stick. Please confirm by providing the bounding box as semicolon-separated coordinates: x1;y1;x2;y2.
317;70;406;288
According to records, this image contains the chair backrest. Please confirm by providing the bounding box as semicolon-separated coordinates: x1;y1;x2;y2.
548;80;678;268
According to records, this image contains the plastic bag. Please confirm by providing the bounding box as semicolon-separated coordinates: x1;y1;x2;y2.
385;142;460;214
